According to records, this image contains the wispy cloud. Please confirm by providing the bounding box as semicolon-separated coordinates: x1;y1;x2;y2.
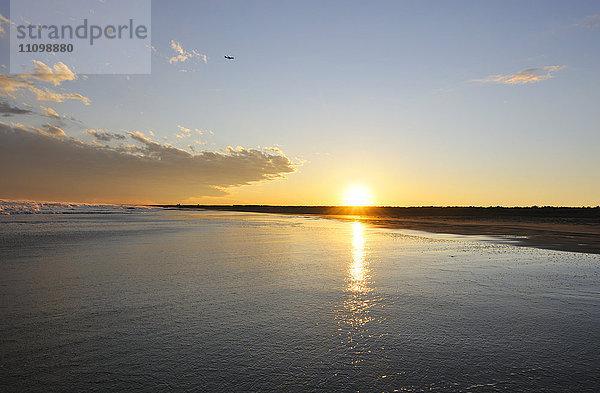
28;86;91;105
40;106;60;118
0;101;32;116
175;124;193;139
149;41;208;72
264;146;284;155
0;61;90;104
86;129;126;142
177;125;191;133
574;14;600;28
472;66;565;85
169;40;208;64
31;123;66;137
0;13;10;37
26;61;77;86
0;124;297;203
0;75;33;97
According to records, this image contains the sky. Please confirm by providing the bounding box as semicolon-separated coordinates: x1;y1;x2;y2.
0;0;599;206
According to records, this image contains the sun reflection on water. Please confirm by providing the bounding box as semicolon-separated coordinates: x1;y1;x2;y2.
348;221;370;293
335;221;384;367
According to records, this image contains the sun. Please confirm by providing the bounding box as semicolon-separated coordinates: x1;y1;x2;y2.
343;184;373;206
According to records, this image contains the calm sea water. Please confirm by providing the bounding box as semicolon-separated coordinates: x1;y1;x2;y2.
1;210;599;392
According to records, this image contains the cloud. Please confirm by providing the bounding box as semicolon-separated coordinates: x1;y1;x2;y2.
128;130;191;160
0;101;32;116
175;125;193;138
7;122;28;131
86;129;126;141
0;124;296;203
0;75;33;97
25;61;77;86
0;13;10;37
41;106;60;118
28;86;91;105
169;40;208;64
264;146;284;155
472;66;565;85
574;14;600;28
31;123;66;137
177;125;191;133
0;61;89;104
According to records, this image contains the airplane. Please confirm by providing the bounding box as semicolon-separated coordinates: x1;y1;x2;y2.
224;56;234;60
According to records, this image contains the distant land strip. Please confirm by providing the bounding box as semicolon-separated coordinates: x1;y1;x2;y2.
158;205;600;255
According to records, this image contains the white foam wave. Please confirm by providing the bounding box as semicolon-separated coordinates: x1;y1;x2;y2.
0;199;161;215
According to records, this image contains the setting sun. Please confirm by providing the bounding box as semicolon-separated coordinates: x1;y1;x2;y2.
343;185;373;206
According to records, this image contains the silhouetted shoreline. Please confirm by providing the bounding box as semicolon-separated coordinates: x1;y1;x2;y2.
158;205;600;254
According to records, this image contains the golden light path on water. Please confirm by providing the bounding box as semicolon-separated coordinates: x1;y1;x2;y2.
336;221;385;367
348;221;369;293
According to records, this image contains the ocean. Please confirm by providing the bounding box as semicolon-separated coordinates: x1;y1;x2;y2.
1;207;599;392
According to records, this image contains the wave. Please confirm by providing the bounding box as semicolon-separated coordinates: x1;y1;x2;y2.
0;199;161;215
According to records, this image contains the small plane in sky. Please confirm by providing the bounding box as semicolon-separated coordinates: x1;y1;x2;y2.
224;56;234;60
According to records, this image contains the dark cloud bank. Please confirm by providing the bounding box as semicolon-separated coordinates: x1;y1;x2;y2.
0;123;296;203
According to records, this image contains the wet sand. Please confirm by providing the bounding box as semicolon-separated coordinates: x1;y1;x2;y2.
341;216;600;255
164;206;600;254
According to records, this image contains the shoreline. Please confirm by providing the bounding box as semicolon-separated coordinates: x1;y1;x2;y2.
161;205;600;255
